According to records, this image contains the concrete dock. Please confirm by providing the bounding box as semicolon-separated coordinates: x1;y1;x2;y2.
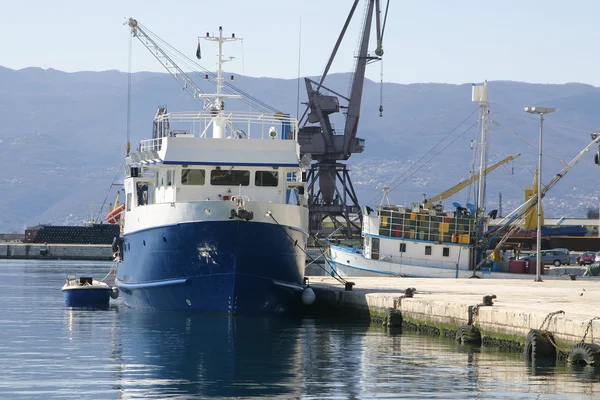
307;276;600;353
0;243;113;260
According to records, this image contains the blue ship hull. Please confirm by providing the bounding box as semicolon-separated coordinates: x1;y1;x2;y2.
62;287;111;307
116;220;307;314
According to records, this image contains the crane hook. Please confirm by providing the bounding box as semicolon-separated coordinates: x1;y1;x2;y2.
379;105;383;117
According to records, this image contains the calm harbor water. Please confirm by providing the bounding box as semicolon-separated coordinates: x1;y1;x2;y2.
1;260;600;399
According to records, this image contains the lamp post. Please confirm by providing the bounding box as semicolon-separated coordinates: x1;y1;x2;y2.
524;106;556;282
594;132;600;238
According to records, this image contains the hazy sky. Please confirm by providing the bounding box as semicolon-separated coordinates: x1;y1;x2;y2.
2;0;599;85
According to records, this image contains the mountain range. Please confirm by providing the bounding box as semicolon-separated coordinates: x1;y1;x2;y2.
1;66;600;232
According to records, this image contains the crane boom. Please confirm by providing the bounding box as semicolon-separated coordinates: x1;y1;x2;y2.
423;154;520;209
126;18;213;111
343;0;380;155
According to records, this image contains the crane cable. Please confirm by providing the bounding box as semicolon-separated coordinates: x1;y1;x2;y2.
489;117;566;165
126;33;132;156
138;22;279;115
365;106;481;206
379;0;390;117
379;59;383;117
378;0;390;117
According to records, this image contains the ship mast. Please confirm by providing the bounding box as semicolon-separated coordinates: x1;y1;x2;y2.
473;80;489;216
472;81;489;270
201;26;242;139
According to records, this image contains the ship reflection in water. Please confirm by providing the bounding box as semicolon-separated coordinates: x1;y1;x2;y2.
5;261;599;398
59;306;600;399
112;311;306;398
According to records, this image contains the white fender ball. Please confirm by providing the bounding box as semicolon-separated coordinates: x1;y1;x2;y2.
301;287;316;306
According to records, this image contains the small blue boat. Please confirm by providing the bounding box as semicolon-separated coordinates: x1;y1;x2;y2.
61;275;118;307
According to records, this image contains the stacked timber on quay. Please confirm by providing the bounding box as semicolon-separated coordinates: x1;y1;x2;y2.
307;276;600;354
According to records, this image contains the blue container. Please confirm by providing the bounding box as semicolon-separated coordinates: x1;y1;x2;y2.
491;261;503;272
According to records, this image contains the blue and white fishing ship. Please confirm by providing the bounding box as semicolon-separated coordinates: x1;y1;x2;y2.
115;20;312;314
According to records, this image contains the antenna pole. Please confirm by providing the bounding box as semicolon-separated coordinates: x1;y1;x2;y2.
296;17;302;121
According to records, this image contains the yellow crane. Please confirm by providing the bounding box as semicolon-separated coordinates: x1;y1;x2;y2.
423;153;520;209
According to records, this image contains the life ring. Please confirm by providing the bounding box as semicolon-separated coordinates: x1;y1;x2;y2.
524;329;556;361
105;203;125;224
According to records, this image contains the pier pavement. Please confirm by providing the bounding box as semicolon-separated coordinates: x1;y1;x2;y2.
307;276;600;350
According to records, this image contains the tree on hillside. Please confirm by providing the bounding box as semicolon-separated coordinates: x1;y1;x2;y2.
587;206;599;219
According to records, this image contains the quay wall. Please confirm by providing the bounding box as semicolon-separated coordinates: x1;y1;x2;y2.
0;243;113;261
308;276;600;351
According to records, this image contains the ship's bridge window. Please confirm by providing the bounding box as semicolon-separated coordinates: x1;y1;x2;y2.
182;169;206;185
210;169;250;186
136;182;148;206
255;171;279;187
425;245;432;256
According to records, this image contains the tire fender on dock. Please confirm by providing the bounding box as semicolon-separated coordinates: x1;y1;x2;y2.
524;329;556;361
568;342;600;366
455;324;482;345
384;307;402;328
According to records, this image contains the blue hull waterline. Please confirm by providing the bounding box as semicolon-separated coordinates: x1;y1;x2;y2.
62;288;111;307
116;220;307;314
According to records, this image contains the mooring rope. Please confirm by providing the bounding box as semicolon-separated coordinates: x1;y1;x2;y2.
267;211;351;288
100;260;118;284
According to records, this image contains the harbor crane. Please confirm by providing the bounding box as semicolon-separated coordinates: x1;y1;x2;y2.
299;0;390;238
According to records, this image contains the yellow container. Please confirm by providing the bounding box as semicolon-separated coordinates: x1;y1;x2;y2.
458;234;470;244
409;229;415;239
381;216;388;227
439;222;449;233
410;213;416;220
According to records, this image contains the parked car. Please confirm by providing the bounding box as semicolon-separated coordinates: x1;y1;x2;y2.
550;248;570;260
595;251;600;263
519;250;570;267
579;252;596;265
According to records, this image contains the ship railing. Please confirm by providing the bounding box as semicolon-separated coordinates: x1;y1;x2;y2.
375;253;461;271
139;138;163;152
151;111;299;141
376;207;475;244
